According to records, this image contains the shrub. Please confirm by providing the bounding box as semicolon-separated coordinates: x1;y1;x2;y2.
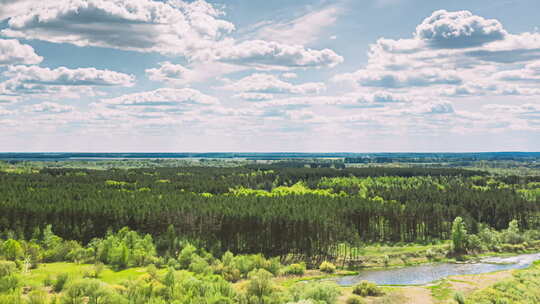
466;235;485;253
222;251;234;266
346;295;366;304
503;220;524;245
284;263;306;275
61;279;127;304
94;262;105;278
43;274;53;287
54;273;70;292
524;229;540;242
2;239;23;261
297;282;341;303
189;255;212;275
383;255;390;267
451;217;467;254
0;274;19;292
147;264;158;280
246;269;275;300
177;244;197;269
26;289;49;304
352;281;384;297
233;255;255;277
319;261;336;273
0;260;17;277
454;292;465;304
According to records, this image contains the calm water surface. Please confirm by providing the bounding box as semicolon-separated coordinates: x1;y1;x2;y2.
333;252;540;286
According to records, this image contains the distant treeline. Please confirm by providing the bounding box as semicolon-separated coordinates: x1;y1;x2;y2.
0;166;538;258
1;152;540;162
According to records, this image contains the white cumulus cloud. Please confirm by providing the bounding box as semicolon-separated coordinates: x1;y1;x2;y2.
0;39;42;65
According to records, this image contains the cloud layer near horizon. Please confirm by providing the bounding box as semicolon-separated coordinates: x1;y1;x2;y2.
0;2;538;152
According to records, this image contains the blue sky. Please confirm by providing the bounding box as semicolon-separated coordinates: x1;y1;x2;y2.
0;0;539;152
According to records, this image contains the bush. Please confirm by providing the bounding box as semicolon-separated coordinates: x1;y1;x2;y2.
454;292;465;304
54;273;70;292
346;295;366;304
296;282;341;303
352;281;384;297
43;274;53;287
189;255;212;275
503;220;524;245
61;279;127;304
284;263;306;276
466;235;485;253
319;261;336;274
26;289;49;304
0;260;17;277
0;274;19;292
2;239;23;261
246;269;275;300
177;244;197;269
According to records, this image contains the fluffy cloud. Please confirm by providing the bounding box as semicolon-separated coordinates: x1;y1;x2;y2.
0;39;42;65
0;65;134;98
282;73;298;79
415;100;455;115
0;0;234;56
336;69;462;88
0;0;343;70
416;10;507;49
4;65;135;87
146;62;194;85
199;40;343;69
495;61;540;82
102;88;218;107
485;103;540;115
334;10;540;100
233;92;274;101
225;73;325;95
25;102;74;114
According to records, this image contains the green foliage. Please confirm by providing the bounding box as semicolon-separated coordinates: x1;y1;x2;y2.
53;273;69;292
502;219;524;244
0;260;16;277
352;281;384;297
454;292;465;304
2;239;23;261
451;217;468;254
95;227;157;269
466;264;540;303
177;244;197;269
319;261;336;274
26;289;49;304
61;279;127;304
0;274;19;292
246;269;275;301
289;282;341;304
0;166;536;258
283;263;306;276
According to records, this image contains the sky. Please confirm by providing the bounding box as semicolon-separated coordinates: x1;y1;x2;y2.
0;0;539;152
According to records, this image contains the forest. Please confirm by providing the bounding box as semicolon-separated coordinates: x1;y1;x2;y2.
1;160;540;303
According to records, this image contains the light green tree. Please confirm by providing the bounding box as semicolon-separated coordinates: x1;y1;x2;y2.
451;217;468;254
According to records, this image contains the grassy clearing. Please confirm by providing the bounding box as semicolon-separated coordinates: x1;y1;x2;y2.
20;262;165;288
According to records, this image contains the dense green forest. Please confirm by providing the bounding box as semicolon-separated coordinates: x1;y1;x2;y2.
1;164;539;259
1;161;540;303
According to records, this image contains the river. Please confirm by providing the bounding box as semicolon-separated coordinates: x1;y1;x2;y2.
332;252;540;286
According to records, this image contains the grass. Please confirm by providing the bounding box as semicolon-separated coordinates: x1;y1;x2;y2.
20;262;166;288
428;280;453;301
277;269;358;288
